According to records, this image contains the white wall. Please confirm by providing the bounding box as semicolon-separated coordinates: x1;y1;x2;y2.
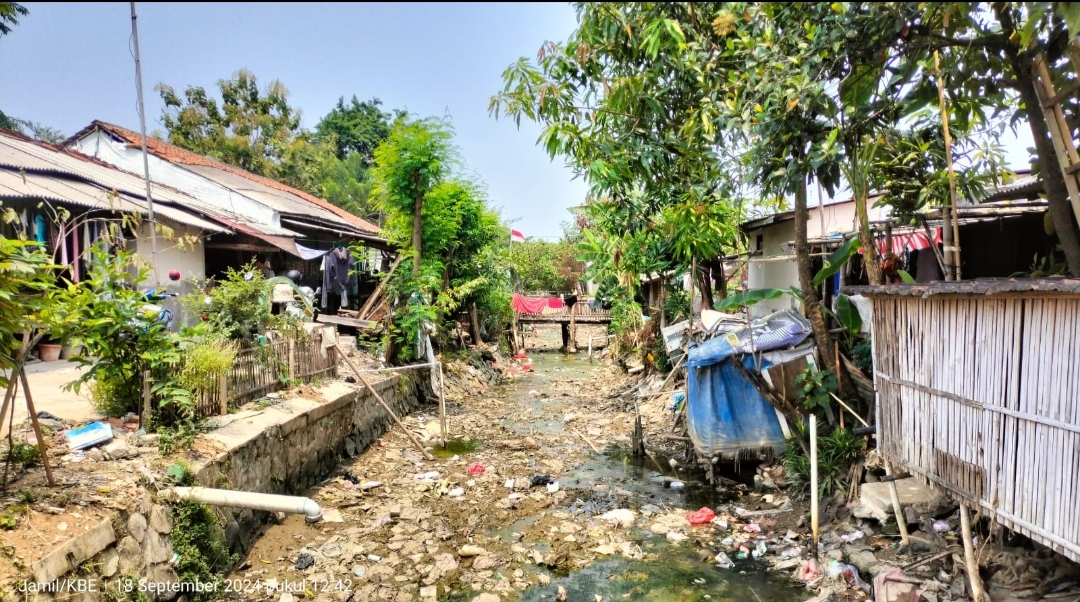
130;220;206;328
69;131;279;227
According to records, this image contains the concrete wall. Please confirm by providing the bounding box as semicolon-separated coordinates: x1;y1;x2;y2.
26;374;426;601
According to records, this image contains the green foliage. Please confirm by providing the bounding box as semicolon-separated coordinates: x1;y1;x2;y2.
795;367;838;412
157;423;202;455
0;223;56;387
168;502;236;602
178;335;238;397
0;2;28;36
813;238;860;288
834;294;862;335
609;289;644;338
850;337;874;376
42;235;191;425
784;426;864;497
89;373;131;419
509;241;583;293
715;288;790;312
5;441;41;468
897;270;916;284
374;118;509;358
662;285;690;324
0;514;15;530
316;96;404;164
188;262;274;342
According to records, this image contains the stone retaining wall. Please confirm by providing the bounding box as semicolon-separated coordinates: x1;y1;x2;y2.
25;373;425;601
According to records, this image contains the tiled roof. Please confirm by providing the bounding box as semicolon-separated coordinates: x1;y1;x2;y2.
66;121;381;235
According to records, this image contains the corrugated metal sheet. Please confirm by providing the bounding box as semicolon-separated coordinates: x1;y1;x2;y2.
182;164;362;231
0;169;225;232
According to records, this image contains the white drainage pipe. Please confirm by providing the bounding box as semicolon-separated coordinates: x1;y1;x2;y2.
171;487;323;522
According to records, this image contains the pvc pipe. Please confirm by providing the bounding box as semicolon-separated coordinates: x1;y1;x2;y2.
810;415;819;555
172;487;323;522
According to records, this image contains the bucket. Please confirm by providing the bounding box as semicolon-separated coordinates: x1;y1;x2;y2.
60;344;83;360
38;344;62;362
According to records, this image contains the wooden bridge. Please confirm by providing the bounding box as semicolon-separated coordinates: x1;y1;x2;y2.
512;299;611;352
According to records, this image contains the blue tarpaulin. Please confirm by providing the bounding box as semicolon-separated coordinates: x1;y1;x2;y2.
684;309;812;458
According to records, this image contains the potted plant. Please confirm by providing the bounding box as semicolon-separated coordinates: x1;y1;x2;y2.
37;337;62;362
60;338;83;360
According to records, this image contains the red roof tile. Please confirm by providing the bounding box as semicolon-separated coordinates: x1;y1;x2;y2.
71;121;380;235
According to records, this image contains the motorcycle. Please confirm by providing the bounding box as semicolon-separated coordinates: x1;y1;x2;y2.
135;288;179;331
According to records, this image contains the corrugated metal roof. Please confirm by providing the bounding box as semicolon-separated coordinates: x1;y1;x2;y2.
0;169;225;232
0;130;243;229
68;121;382;235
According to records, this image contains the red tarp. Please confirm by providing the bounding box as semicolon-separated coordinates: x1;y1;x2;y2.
875;228;942;255
512;293;550;314
547;297;564;309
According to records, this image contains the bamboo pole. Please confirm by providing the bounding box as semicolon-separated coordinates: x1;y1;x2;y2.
334;346;434;461
885;460;911;548
960;502;986;601
810;414;820;555
935;49;963;280
19;370;54;486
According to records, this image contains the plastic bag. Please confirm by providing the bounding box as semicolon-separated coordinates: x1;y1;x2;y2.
796;558;821;583
686;507;716;525
467;462;485;476
825;560;865;588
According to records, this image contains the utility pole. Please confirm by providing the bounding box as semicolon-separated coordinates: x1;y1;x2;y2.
130;2;159;283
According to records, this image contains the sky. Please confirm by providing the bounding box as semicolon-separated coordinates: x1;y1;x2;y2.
0;2;588;240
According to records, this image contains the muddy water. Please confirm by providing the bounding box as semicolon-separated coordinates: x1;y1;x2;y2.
463;352;807;602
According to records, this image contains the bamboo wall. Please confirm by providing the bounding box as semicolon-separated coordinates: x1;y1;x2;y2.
869;291;1080;562
191;332;338;418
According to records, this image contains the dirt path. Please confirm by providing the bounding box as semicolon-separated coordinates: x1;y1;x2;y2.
226;353;806;602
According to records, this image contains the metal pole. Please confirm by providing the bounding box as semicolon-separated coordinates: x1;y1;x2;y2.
130;1;159;284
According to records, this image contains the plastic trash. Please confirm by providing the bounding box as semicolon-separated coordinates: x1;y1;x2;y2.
796;559;822;583
546;481;560;493
686;507;716;525
531;475;556;487
714;551;735;569
669;481;685;490
448;488;465;498
720;537;735;547
781;547;801;559
932;519;950;533
342;472;360;485
666;531;688;543
711;518;729;530
743;523;762;533
36;411;61;421
414;471;440;481
467;462;486;476
600;509;636;528
736;545;750;559
295;553;315;570
841;529;865;541
752;541;768;559
825;560;865;588
504;478;515;489
508;492;523;502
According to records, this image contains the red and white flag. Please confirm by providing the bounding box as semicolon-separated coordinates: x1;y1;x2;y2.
510;229;526;243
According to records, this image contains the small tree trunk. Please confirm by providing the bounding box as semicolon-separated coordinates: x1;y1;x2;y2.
697;267;714;311
795;179;840;382
997;7;1080;276
469;301;483;345
855;189;883;285
412;188;424;276
712;259;728;300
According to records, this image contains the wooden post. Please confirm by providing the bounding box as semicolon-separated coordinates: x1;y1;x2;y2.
287;339;296;381
810;414;820;556
587;335;593;362
218;373;229;415
18;370;54;486
960;502;986;601
141;370;151;425
438;363;448;448
568;303;578;353
560;323;570;352
510;313;520;355
469;301;483;345
334;345;434;461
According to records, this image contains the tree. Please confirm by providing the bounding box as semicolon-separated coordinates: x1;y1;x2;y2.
510;240;583;293
158;69;306;178
0;109;65;143
316;96;404;165
0;2;27;37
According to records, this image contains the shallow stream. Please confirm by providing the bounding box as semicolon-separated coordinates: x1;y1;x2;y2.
453;351;807;602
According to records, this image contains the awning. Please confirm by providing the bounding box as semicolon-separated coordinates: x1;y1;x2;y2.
876;228;942;255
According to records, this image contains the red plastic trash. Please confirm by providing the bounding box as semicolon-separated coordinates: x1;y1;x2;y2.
514;353;528;360
685;507;716;525
467;462;486;476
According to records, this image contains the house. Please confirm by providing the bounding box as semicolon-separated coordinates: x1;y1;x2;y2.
739;172;1057;317
64;121;391;315
739;196;891;317
0;128;227;324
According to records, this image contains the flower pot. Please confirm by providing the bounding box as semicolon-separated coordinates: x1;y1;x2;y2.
38;344;62;362
60;344;83;360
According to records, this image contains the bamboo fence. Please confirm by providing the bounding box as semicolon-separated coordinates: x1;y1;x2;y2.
850;280;1080;562
191;333;338;418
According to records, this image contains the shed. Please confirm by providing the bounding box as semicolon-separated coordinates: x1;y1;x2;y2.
845;279;1080;562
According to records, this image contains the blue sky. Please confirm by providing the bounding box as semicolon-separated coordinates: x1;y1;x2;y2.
0;2;588;239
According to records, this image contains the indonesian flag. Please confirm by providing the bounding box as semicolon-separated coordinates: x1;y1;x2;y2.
510;229;526;243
